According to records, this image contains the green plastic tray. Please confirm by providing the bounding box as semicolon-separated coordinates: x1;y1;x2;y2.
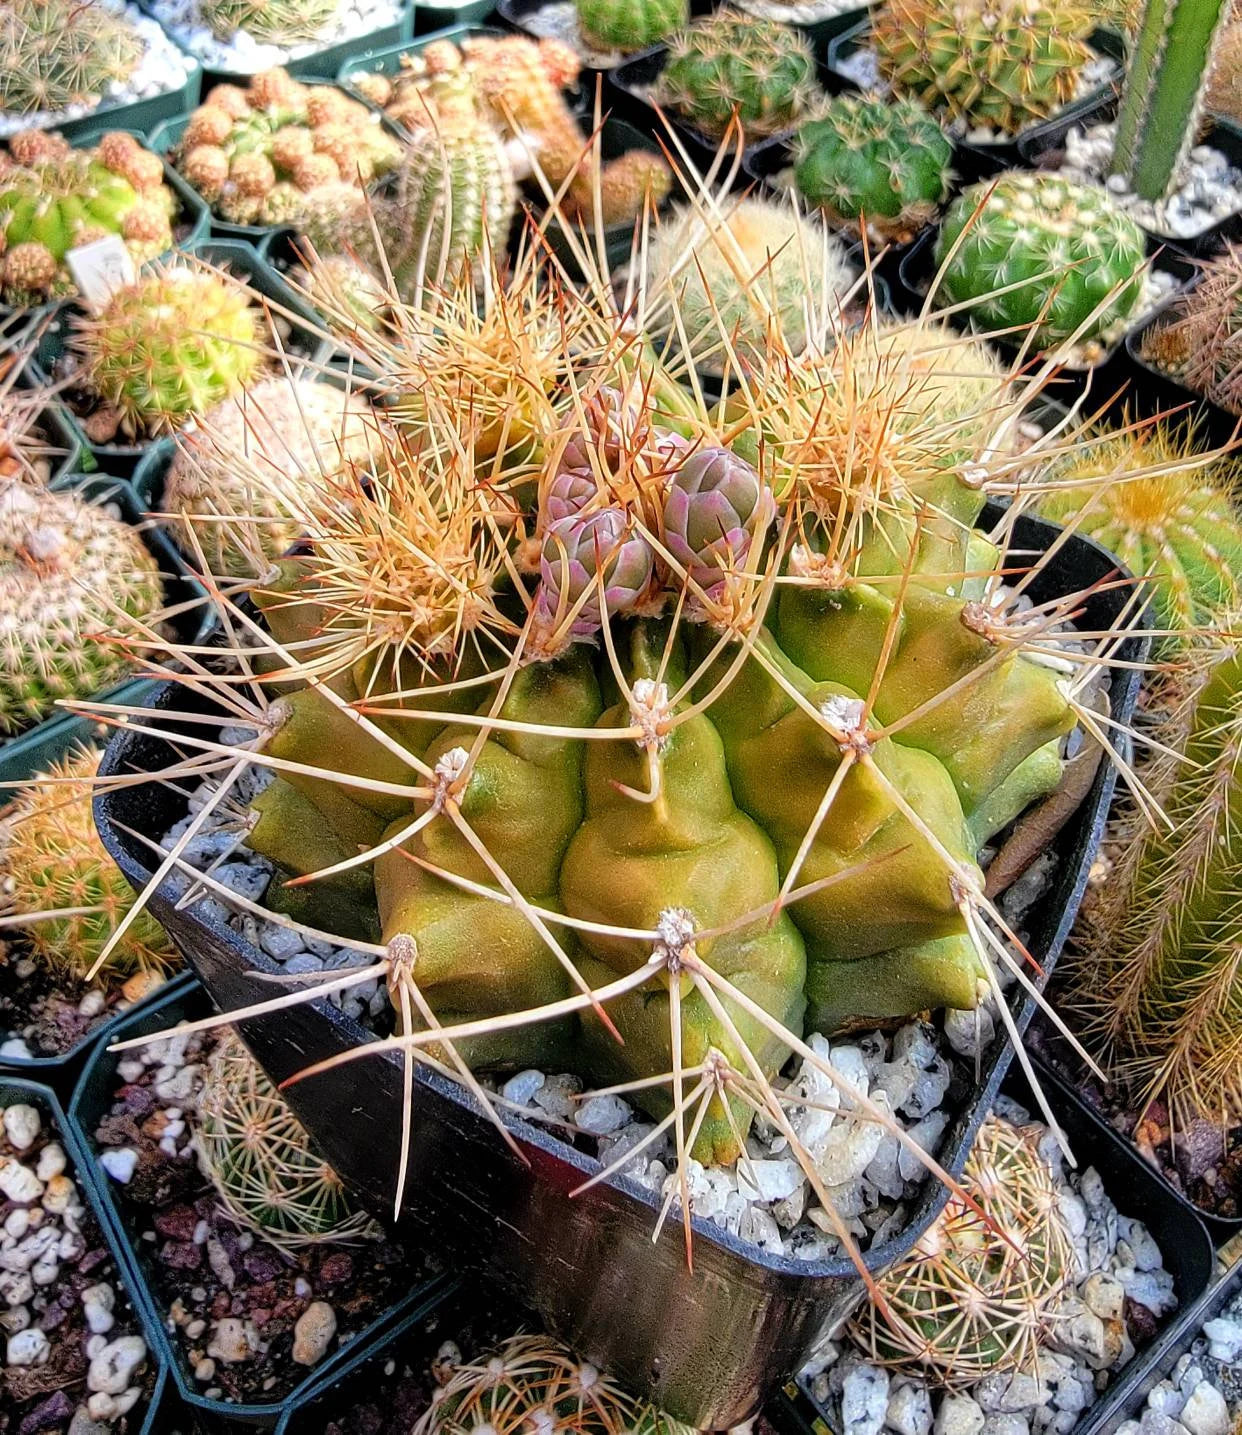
336;22;508;95
68;981;456;1428
413;0;496;32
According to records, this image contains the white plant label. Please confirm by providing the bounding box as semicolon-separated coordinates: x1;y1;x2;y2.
66;236;136;311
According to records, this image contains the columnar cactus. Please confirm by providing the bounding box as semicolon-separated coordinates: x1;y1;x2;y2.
934;171;1147;352
872;0;1094;136
74;266;264;439
0;0;141;119
576;0;686;52
793;96;953;241
0;479;164;733
197;0;342;44
1110;0;1232;203
0;130;176;306
659;12;818;140
0;747;176;984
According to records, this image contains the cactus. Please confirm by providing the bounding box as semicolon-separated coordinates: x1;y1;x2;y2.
0;131;175;306
575;0;687;52
1207;18;1242;126
641;197;856;375
0;747;176;986
173;72;400;227
0;479;164;734
934;171;1147;353
850;1116;1073;1385
792;95;952;242
659;12;818;140
872;0;1094;136
197;0;341;44
419;1335;687;1435
1142;245;1242;415
1035;421;1242;649
73;265;263;440
1109;0;1232;204
196;1029;376;1247
0;353;56;483
0;0;141;119
163;377;380;578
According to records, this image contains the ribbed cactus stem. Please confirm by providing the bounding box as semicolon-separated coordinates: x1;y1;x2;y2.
1110;0;1231;203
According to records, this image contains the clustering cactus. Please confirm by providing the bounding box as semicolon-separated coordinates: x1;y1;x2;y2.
851;1116;1072;1384
0;130;175;306
196;1029;376;1247
642;197;856;375
935;171;1147;353
576;0;687;53
872;0;1094;136
419;1335;686;1435
1110;0;1232;203
0;0;141;119
0;747;176;985
792;96;952;242
174;70;401;227
0;479;164;733
659;12;818;140
197;0;341;44
1207;17;1242;126
1142;245;1242;414
73;265;263;439
163;376;380;577
1036;421;1242;649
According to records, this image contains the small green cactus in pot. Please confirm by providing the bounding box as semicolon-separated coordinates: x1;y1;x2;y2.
793;95;953;243
576;0;686;53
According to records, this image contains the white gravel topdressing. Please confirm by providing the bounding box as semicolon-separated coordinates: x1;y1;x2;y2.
735;0;867;22
146;0;403;72
0;0;194;140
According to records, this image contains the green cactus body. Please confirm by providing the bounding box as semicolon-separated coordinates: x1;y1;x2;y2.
793;96;952;240
0;480;164;735
1110;0;1231;204
75;267;263;439
0;0;140;119
934;171;1147;352
197;0;341;43
576;0;687;52
659;13;817;140
872;0;1094;136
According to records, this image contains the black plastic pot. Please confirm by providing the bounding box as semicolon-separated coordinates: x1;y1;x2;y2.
496;0;718;69
895;226;1198;391
824;22;1124;170
90;505;1145;1428
68;980;458;1428
794;1056;1216;1435
0;1074;171;1434
1018;101;1242;260
30;239;330;480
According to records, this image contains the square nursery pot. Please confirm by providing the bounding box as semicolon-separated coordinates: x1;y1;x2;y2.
132;0;413;90
67;980;457;1428
0;703;198;1079
416;0;499;32
0;1074;171;1434
825;21;1125;171
28;239;330;480
792;1058;1216;1435
1018;99;1242;260
89;505;1145;1430
894;227;1198;392
607;34;849;175
494;0;716;71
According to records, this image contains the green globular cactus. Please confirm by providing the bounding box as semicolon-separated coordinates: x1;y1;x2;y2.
793;95;953;242
0;479;164;734
1110;0;1231;204
74;266;264;440
197;0;341;44
0;747;177;986
0;131;175;307
850;1116;1073;1386
0;0;141;119
1036;421;1242;652
196;1029;377;1248
576;0;686;52
934;171;1147;353
659;12;818;141
872;0;1094;136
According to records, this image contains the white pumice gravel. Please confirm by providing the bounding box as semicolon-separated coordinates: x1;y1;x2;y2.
1116;1287;1242;1435
148;0;402;72
1057;123;1242;240
802;1094;1176;1435
0;0;194;139
736;0;866;21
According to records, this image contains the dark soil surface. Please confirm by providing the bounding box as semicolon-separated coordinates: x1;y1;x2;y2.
0;940;146;1060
